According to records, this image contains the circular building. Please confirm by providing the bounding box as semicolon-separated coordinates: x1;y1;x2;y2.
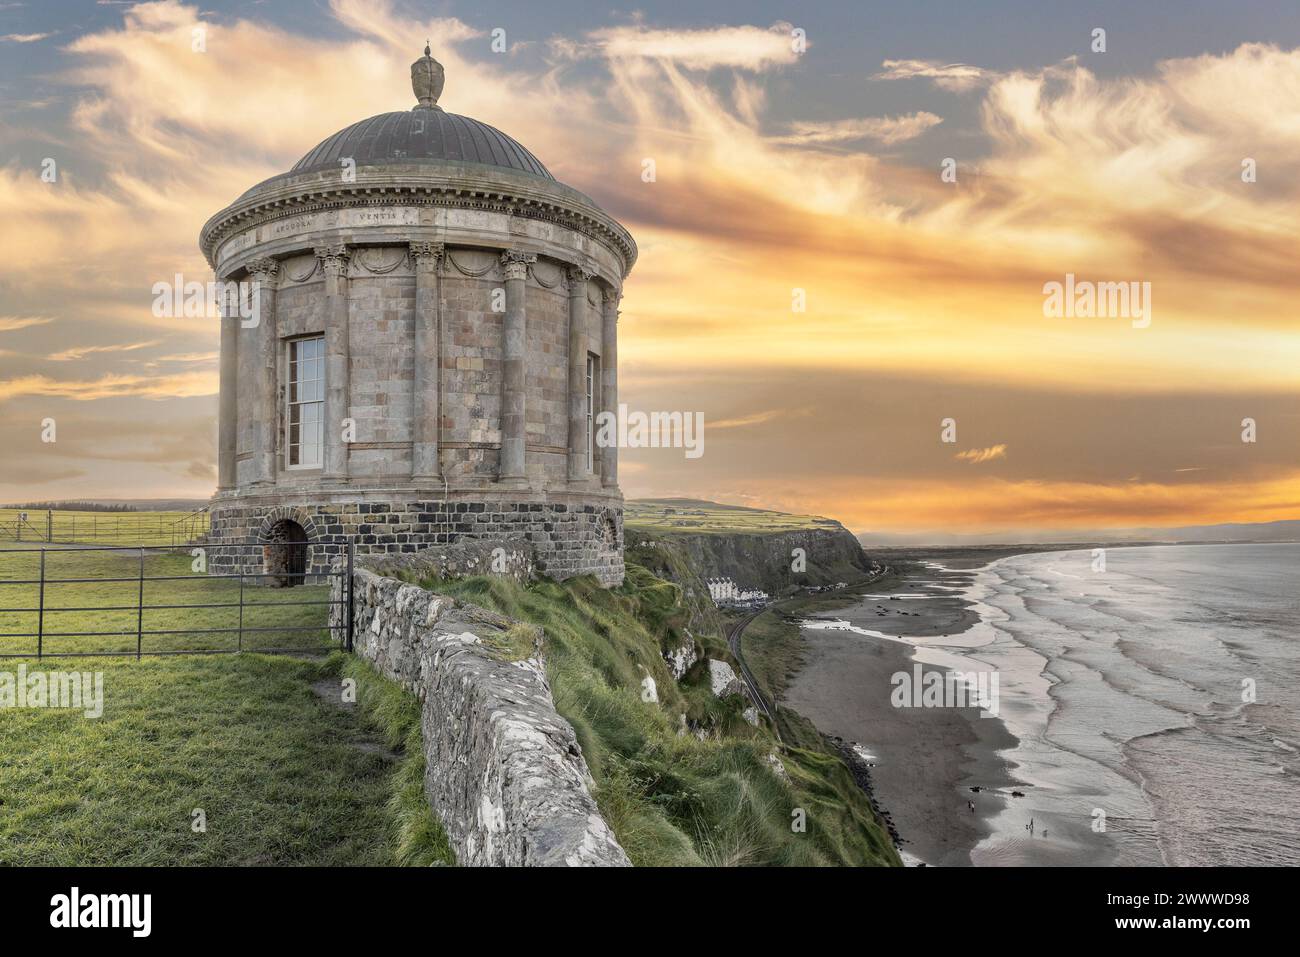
199;48;634;586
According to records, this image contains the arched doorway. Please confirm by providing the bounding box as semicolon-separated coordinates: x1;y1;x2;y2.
263;518;309;587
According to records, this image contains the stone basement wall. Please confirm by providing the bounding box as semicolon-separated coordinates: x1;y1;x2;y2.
209;498;623;586
329;548;629;867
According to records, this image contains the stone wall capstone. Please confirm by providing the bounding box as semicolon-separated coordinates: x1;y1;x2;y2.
330;555;629;867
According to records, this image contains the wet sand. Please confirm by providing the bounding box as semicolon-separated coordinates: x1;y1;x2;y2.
780;551;1032;865
785;628;1019;865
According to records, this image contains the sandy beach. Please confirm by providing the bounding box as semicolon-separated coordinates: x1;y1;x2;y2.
780;547;1119;867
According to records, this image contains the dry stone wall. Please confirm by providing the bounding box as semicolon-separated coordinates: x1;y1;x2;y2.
330;551;629;867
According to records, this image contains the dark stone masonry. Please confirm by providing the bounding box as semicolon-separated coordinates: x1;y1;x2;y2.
208;497;623;586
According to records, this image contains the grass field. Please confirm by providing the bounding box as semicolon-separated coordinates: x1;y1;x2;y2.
0;652;450;866
626;498;843;537
0;508;209;547
0;545;333;658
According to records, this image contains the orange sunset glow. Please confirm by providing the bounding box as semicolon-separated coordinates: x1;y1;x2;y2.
2;0;1298;535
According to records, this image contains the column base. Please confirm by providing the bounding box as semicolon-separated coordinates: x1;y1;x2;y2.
496;475;529;489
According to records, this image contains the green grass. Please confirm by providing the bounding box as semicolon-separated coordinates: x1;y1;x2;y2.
0;652;446;865
0;508;209;547
423;561;899;867
0;545;332;657
626;498;843;537
337;653;454;866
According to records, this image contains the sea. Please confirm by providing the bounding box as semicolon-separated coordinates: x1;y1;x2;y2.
823;543;1300;866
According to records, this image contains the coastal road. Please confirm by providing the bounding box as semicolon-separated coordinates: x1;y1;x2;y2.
727;568;895;746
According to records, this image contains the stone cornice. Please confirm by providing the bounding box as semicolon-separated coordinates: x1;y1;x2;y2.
200;166;637;279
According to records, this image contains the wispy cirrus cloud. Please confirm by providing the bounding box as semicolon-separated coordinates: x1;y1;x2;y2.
0;372;215;401
0;316;55;332
0;32;51;43
582;22;801;70
710;408;800;430
873;58;994;91
48;339;162;361
773;112;942;146
955;444;1008;464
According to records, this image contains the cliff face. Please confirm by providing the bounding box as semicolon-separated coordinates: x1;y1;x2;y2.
626;523;877;597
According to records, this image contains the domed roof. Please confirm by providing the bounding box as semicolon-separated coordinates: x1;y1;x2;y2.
289;45;552;181
290;109;553;180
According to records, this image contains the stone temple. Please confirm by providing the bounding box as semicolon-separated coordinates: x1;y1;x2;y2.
199;48;635;586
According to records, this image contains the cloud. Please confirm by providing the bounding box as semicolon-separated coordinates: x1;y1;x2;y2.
1;3;1298;528
954;444;1008;464
874;58;993;91
587;23;800;70
0;316;54;332
710;409;790;429
48;339;162;361
0;32;50;43
0;372;216;400
773;112;942;146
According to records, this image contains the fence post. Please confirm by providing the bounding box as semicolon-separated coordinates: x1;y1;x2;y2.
136;547;145;659
46;509;52;543
345;540;354;652
37;548;45;660
237;571;244;653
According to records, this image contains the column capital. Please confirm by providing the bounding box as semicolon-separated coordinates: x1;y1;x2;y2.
314;243;351;276
602;285;622;305
244;256;280;281
500;249;536;282
409;241;445;267
566;264;595;290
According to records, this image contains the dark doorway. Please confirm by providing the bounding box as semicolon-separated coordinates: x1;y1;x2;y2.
263;519;308;587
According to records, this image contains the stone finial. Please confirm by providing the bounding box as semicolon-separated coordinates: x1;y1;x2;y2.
412;42;445;110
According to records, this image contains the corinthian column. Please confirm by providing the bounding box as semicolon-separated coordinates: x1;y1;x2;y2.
566;265;593;483
245;257;279;486
217;280;239;491
601;287;621;489
316;243;351;481
410;241;444;482
498;249;534;485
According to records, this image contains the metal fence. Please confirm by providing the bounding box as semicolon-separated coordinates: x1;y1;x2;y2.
0;508;210;547
0;541;353;660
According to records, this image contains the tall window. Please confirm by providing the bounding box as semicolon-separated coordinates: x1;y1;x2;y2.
586;353;598;472
287;336;324;468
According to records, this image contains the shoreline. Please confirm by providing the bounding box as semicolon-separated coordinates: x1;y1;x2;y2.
768;546;1111;866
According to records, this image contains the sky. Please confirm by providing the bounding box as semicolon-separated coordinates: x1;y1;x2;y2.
1;0;1298;535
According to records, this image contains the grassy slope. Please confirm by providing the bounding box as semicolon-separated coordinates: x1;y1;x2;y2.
427;560;899;867
0;652;450;866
